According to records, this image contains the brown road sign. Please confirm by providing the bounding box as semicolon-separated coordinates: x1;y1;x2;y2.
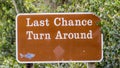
16;13;103;63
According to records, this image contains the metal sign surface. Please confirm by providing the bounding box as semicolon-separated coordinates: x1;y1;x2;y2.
16;13;103;63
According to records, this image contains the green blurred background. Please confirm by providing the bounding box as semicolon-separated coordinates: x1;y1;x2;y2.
0;0;120;68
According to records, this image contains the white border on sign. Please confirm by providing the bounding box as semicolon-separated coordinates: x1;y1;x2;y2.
16;13;103;63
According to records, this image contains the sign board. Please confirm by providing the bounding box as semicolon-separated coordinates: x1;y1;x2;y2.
16;13;103;63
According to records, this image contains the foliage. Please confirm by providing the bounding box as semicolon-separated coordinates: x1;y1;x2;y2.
0;0;120;68
0;0;16;67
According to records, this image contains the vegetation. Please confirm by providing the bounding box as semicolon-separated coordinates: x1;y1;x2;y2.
0;0;119;68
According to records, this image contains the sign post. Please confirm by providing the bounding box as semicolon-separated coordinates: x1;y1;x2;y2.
26;63;34;68
87;62;95;68
16;13;102;63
